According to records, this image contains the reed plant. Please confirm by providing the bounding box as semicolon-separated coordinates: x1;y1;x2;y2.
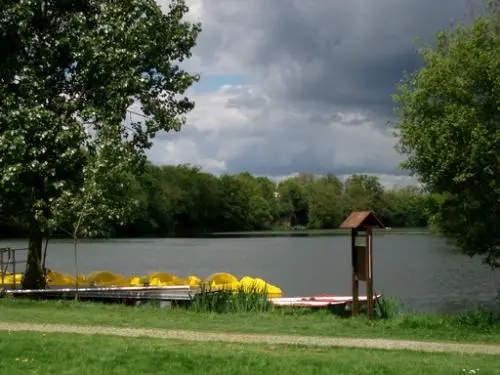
375;296;404;319
189;283;272;313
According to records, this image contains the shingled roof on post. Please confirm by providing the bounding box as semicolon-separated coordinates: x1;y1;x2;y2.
339;211;384;230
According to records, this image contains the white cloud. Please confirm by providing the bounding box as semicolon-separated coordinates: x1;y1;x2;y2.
149;135;228;174
149;83;405;178
186;85;261;133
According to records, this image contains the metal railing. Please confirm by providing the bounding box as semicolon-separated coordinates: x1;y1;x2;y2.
0;247;28;290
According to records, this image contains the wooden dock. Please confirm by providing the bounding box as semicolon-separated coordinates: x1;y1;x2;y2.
1;284;378;313
1;285;201;306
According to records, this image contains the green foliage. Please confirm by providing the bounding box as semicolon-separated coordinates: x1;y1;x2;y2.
308;175;343;229
0;164;433;238
189;284;271;313
218;174;253;232
0;0;200;287
109;167;433;237
376;297;404;320
0;165;433;238
277;177;310;226
393;5;500;268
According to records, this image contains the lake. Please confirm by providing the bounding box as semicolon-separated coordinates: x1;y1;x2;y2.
1;233;499;313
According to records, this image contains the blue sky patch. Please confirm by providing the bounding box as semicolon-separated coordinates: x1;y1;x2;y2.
195;74;251;92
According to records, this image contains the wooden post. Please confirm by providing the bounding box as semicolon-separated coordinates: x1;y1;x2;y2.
351;229;359;316
340;211;383;321
366;228;374;320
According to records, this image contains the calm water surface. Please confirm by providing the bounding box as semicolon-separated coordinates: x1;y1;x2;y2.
1;234;499;313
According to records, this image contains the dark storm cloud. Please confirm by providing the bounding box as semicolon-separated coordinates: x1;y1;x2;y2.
225;156;408;178
198;0;469;115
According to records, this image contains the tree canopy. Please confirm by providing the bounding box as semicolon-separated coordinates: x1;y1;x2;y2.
0;0;201;288
0;165;432;238
393;3;500;268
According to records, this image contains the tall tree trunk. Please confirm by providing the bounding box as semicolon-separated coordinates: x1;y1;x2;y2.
42;236;49;273
22;225;46;289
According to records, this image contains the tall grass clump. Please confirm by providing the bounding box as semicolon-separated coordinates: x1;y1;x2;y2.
189;283;272;313
375;296;404;319
449;309;500;331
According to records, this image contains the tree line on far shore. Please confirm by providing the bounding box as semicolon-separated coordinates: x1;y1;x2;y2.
0;164;437;238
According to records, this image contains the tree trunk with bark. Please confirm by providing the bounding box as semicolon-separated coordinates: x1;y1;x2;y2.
22;226;46;289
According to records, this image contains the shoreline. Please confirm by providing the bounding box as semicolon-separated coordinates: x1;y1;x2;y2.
0;227;431;241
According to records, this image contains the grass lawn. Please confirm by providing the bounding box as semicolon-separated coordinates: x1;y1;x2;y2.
0;331;498;375
1;299;499;344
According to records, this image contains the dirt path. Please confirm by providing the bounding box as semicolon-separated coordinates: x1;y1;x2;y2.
1;322;499;355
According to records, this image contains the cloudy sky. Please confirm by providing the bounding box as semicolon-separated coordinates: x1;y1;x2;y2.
146;0;475;188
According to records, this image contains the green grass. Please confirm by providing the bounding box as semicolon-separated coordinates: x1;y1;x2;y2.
1;299;500;344
0;331;498;375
